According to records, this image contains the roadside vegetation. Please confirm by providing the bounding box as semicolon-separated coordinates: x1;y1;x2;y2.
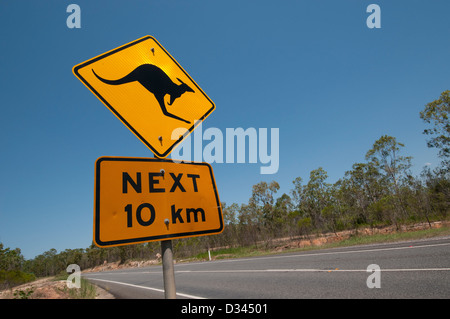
1;90;449;291
53;272;97;299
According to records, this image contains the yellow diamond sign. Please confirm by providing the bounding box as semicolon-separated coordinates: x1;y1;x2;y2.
73;35;215;158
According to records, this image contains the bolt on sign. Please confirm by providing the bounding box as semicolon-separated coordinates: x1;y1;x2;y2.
73;35;215;158
93;157;223;247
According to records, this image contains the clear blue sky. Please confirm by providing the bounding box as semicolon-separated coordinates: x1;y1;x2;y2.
1;0;449;259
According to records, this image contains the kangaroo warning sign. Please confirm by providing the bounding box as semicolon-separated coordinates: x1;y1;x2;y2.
93;157;223;247
73;36;215;158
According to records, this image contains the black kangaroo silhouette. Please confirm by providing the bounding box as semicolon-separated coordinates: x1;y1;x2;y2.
92;64;194;124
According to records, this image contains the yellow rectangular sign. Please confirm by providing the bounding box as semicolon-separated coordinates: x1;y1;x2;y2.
94;157;223;247
73;36;215;158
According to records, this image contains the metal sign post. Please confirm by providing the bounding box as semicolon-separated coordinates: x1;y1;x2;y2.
161;239;176;299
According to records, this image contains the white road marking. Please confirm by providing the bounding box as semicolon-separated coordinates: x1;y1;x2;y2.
176;268;450;273
83;240;450;275
86;277;205;299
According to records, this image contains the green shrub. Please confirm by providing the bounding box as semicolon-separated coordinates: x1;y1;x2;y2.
0;269;36;289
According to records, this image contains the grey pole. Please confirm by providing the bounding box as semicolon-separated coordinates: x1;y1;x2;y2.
161;239;176;299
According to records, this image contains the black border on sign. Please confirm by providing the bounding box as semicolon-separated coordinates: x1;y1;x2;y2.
94;156;224;247
72;35;215;158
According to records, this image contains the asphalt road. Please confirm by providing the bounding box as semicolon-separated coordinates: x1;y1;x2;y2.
83;236;450;299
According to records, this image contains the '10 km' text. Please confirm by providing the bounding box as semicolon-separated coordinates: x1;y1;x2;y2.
122;171;206;227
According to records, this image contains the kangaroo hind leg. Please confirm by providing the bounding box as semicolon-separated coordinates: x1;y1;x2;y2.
154;94;191;124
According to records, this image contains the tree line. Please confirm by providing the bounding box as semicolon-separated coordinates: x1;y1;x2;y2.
1;91;449;282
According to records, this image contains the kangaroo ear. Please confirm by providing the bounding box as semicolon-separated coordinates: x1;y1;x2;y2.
177;78;185;85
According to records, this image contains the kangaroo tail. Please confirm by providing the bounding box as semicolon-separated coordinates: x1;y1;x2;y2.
92;69;134;85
